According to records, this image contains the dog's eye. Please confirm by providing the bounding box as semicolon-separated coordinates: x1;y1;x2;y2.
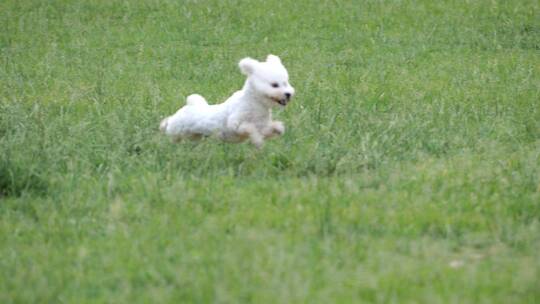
271;83;279;88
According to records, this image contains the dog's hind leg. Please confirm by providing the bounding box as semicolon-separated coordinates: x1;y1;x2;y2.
159;117;169;133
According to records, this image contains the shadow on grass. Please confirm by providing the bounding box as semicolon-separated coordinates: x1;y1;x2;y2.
0;160;48;197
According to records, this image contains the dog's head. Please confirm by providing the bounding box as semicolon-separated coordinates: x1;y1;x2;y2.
239;55;295;107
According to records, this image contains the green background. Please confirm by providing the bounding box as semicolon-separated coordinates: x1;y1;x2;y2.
1;0;539;302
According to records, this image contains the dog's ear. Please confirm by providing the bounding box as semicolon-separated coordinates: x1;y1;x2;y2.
266;54;282;65
239;57;259;75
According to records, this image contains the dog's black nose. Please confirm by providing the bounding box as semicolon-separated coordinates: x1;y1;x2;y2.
285;93;291;100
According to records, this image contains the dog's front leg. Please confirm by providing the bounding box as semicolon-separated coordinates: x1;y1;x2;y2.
263;120;285;139
237;122;264;149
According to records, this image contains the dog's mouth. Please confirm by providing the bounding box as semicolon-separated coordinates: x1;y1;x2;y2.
270;96;288;106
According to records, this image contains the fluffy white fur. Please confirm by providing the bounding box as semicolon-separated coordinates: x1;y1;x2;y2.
159;55;294;148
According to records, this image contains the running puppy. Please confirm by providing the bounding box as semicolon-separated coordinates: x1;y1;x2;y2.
160;55;294;148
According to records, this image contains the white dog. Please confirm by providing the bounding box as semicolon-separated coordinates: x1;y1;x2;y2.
159;55;294;148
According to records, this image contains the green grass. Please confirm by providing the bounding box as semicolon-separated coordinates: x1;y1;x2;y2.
1;0;539;302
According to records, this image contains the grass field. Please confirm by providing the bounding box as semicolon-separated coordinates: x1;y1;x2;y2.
1;0;539;302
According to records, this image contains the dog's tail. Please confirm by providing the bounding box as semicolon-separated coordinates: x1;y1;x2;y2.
159;116;169;133
186;94;208;106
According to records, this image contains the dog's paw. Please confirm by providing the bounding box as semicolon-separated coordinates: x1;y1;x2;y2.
272;121;285;135
247;132;264;149
250;136;264;149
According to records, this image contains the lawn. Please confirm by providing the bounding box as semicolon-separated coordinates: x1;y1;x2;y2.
1;0;539;302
